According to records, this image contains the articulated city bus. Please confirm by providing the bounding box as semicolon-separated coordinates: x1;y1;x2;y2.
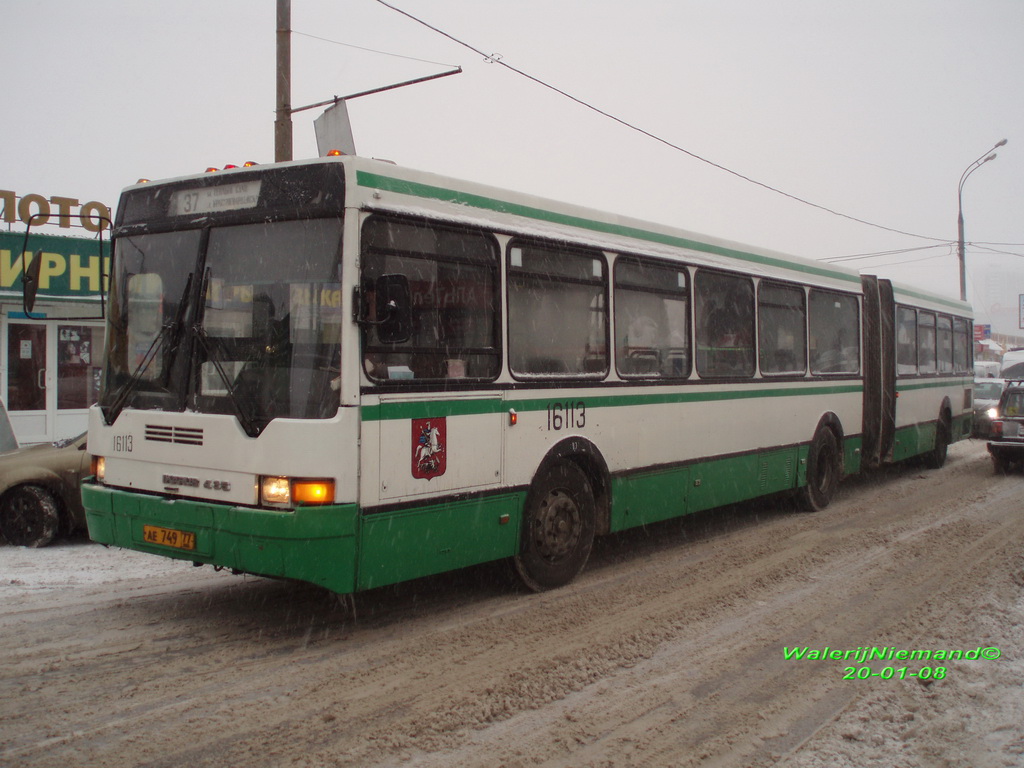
80;156;973;594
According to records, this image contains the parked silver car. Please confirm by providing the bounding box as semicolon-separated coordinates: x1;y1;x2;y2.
0;432;90;547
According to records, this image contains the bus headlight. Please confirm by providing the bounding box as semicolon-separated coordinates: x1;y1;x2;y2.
261;476;291;505
91;456;106;482
259;476;335;507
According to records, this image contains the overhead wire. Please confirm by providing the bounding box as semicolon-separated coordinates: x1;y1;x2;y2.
821;243;954;263
971;243;1024;259
372;0;952;247
292;30;457;69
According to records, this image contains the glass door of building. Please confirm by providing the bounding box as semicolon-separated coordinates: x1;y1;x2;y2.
4;320;105;445
6;322;48;443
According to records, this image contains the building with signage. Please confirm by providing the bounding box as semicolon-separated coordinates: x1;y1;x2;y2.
2;224;108;445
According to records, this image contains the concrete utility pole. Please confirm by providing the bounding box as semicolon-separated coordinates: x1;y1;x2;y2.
274;0;293;162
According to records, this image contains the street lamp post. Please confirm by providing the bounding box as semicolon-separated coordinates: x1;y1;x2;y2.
958;138;1007;301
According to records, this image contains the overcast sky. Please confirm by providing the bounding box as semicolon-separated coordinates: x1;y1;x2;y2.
4;0;1022;333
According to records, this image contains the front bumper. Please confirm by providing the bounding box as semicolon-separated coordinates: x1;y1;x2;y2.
83;481;359;594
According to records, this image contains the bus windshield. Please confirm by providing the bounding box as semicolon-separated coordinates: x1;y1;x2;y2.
101;218;343;434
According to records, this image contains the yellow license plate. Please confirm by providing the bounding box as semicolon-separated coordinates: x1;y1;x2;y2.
142;524;197;552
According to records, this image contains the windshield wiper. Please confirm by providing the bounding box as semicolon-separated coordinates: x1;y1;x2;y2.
158;271;196;388
192;326;262;437
102;273;194;425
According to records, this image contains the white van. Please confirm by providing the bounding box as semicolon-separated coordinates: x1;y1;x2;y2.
975;361;1001;378
1000;349;1024;379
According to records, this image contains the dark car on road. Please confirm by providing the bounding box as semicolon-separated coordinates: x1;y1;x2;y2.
0;432;90;547
987;381;1024;473
972;378;1005;438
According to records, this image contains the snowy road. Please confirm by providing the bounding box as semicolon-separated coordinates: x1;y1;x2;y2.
2;439;1023;767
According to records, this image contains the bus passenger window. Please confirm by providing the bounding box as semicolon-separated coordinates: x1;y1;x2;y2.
758;282;806;376
507;241;608;378
614;257;689;378
360;216;501;383
896;306;918;375
808;290;859;375
936;315;953;373
952;317;970;373
695;271;754;378
917;312;937;374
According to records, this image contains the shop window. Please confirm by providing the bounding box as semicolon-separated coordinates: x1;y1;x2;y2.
57;325;106;409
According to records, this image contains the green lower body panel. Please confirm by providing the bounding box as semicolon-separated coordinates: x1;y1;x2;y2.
892;423;936;462
843;436;863;475
888;417;966;466
83;483;525;595
357;493;524;591
891;415;970;463
82;483;359;595
610;445;806;532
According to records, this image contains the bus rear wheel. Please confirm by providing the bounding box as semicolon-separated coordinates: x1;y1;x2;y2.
514;461;596;592
922;418;950;469
798;427;840;512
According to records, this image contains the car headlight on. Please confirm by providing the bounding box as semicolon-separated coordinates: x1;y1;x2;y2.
987;407;999;420
91;456;106;482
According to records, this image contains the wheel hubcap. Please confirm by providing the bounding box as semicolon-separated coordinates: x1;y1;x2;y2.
532;489;581;561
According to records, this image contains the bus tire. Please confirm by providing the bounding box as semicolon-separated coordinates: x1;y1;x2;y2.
923;417;950;469
514;461;596;592
797;427;840;512
0;485;61;548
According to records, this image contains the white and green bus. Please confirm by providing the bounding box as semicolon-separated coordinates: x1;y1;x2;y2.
80;156;973;594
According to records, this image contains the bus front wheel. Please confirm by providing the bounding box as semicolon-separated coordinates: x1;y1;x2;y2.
798;427;841;512
514;461;596;592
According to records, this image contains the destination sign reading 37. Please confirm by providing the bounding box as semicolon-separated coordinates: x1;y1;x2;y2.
169;181;262;216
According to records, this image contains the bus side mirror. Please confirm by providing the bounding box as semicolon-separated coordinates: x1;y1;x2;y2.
22;250;43;314
375;274;411;344
19;211;110;321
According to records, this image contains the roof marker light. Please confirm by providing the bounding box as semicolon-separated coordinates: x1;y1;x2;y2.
326;149;344;157
205;167;219;173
